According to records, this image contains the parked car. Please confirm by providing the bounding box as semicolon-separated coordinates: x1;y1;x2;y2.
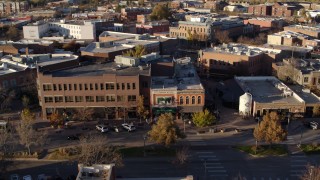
37;174;47;180
122;123;136;132
22;175;32;180
96;125;109;133
112;126;120;133
310;121;319;130
67;135;80;140
10;174;19;180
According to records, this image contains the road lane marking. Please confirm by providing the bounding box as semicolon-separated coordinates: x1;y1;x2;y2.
208;169;227;173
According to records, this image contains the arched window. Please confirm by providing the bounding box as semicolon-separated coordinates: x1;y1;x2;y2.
192;96;195;104
180;96;184;105
186;96;189;104
198;96;201;104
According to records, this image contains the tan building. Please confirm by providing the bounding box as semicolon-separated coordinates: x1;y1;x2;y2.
150;57;205;118
199;43;281;77
0;1;29;15
284;25;320;39
37;58;151;120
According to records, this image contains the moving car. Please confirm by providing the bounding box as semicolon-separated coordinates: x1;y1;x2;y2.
122;123;136;132
310;121;319;130
96;125;109;133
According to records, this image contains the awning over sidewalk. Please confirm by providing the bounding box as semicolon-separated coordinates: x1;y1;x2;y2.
152;107;177;115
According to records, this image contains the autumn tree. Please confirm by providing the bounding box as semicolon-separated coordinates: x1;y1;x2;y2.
214;30;232;44
49;112;63;128
6;26;19;41
192;109;216;127
253;112;287;148
123;45;147;58
136;95;149;123
148;113;184;147
21;95;30;108
150;4;171;21
74;133;123;166
301;165;320;180
21;108;36;123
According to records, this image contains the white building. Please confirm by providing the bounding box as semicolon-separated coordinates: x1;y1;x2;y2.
23;19;96;40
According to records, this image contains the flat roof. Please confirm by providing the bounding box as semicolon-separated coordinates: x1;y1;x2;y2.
289;85;320;104
285;25;320;32
235;76;304;104
202;43;264;57
48;62;150;77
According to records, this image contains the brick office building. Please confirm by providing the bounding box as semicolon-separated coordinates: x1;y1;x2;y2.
199;43;282;77
37;57;151;120
248;4;272;16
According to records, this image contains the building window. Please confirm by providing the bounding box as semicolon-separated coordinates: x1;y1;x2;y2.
117;83;120;90
63;84;67;91
128;95;136;102
90;83;93;90
75;96;83;102
84;84;88;90
186;96;189;104
107;95;116;102
43;84;52;91
133;83;136;89
100;83;104;90
180;96;184;105
65;96;74;102
192;96;195;104
142;81;148;88
304;77;309;83
74;84;77;90
53;84;57;91
96;96;105;102
198;96;201;104
95;83;98;90
79;84;83;90
58;84;62;91
54;96;63;103
69;84;72;90
44;96;53;103
117;95;125;102
127;83;131;90
106;83;115;90
85;96;94;102
122;83;125;90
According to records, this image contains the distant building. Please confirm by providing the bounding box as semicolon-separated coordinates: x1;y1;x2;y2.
268;30;320;48
121;7;152;21
284;25;320;39
248;4;272;16
136;20;170;35
0;40;55;55
0;1;29;15
223;5;247;13
204;1;228;12
272;2;303;17
243;18;284;30
199;43;282;77
23;20;96;40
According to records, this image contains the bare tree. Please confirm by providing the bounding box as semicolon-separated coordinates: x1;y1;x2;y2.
0;127;15;173
301;165;320;180
173;146;190;165
73;133;123;166
214;30;232;44
16;120;38;155
73;108;94;127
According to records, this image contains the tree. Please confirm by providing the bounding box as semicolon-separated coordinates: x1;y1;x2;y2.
49;112;63;128
0;126;14;173
173;146;190;165
150;4;171;21
123;45;147;58
313;105;320;117
192;109;216;128
148;113;184;147
74;133;123;166
138;0;144;7
214;30;232;44
21;108;35;123
253;112;287;147
73;108;94;126
16;120;38;155
136;95;149;123
6;26;18;41
22;95;30;108
301;165;320;180
62;40;81;52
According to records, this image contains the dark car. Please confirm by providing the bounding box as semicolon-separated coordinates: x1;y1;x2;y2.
67;135;80;140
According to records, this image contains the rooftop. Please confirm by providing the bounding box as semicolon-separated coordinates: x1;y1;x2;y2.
285;25;320;32
47;61;150;77
288;85;320;104
235;76;304;104
202;43;265;57
76;164;114;180
271;30;313;39
284;58;320;74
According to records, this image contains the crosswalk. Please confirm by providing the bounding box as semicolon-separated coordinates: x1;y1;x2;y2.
195;151;228;179
286;135;296;145
188;137;207;146
290;154;308;178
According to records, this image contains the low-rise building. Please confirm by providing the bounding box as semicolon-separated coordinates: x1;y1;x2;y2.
23;19;96;40
248;4;272;16
223;5;247;13
204;1;228;12
0;40;55;55
199;43;282;77
272;2;303;17
243;18;284;30
151;57;205;118
267;31;320;48
284;25;320;39
136;20;170;35
0;1;29;15
121;7;152;21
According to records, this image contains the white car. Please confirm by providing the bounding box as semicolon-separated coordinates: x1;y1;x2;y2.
310;121;319;130
22;175;32;180
122;123;136;132
96;125;109;133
